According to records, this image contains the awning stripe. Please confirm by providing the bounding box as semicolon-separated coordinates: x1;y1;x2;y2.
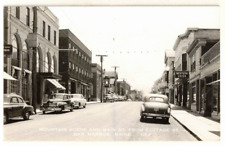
47;79;66;90
206;80;220;85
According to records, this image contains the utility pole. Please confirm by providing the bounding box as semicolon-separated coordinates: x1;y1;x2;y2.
32;6;38;114
96;55;108;103
112;66;119;94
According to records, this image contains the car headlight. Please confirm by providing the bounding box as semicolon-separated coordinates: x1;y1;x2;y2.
167;108;171;114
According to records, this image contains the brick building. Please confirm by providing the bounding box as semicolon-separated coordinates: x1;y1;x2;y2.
59;29;92;99
91;63;101;101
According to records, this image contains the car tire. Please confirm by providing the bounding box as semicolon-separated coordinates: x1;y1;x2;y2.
70;107;73;112
43;110;46;114
83;104;86;108
23;111;30;120
164;118;169;123
60;106;64;112
4;113;8;124
140;115;145;122
78;103;81;109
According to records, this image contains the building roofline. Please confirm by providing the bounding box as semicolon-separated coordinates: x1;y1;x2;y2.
173;28;220;51
59;29;92;57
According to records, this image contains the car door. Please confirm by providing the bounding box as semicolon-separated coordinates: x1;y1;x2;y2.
10;97;20;117
81;95;86;105
17;97;25;117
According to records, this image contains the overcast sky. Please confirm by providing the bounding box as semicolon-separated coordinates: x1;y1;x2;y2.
48;6;219;94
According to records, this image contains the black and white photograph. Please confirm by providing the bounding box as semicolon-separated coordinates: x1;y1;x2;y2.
1;0;224;145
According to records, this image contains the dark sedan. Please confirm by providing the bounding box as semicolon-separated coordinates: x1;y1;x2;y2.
4;93;35;124
140;94;171;123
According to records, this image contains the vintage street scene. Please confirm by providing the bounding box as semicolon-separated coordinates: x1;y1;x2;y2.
3;2;220;143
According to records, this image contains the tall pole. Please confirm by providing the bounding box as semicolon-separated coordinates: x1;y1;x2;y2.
32;6;38;114
112;66;119;94
96;55;107;103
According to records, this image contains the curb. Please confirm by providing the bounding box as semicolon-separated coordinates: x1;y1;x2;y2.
171;114;202;141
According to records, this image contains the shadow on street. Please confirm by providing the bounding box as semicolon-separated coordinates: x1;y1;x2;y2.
140;117;170;125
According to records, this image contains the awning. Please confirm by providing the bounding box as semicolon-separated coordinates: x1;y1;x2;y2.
206;80;220;85
12;65;22;71
47;79;66;90
24;69;32;74
3;72;17;80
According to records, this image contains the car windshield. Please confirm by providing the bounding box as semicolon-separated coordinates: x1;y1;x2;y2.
72;95;81;98
146;97;166;103
54;94;65;99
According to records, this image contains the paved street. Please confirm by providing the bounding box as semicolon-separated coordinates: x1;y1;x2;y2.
4;102;197;141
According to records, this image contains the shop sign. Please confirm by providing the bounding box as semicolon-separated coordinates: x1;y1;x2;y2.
4;44;13;55
175;71;189;78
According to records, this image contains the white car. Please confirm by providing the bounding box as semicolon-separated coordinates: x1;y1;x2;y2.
70;94;87;109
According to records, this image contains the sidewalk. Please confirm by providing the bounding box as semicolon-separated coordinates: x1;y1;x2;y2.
171;104;220;141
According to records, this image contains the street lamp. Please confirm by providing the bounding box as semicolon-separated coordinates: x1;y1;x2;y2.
96;54;108;103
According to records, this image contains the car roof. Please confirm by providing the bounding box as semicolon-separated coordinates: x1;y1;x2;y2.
4;93;22;98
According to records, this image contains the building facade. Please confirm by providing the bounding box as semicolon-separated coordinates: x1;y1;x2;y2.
59;29;92;100
186;30;220;116
27;7;63;109
173;28;220;117
164;50;175;103
4;6;34;104
117;80;131;100
91;63;101;101
104;71;118;95
4;6;62;110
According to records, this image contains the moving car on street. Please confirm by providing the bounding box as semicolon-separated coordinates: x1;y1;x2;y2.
140;93;171;123
70;94;87;109
41;93;74;114
4;93;35;124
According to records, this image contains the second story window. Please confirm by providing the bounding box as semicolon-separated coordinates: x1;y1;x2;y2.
48;25;51;41
16;7;20;19
43;21;46;37
69;62;71;69
191;55;196;72
54;31;56;45
182;53;187;71
26;7;30;26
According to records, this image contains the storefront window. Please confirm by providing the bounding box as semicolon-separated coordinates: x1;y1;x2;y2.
192;82;196;103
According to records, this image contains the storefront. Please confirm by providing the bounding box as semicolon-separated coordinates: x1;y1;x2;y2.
37;72;66;107
174;71;189;107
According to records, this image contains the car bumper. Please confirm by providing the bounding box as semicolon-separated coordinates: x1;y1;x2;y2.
141;112;170;118
41;106;62;112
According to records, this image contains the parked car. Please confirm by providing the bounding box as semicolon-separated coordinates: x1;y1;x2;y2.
41;93;74;114
140;94;171;123
70;94;87;109
118;95;125;101
4;93;35;124
104;94;114;102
